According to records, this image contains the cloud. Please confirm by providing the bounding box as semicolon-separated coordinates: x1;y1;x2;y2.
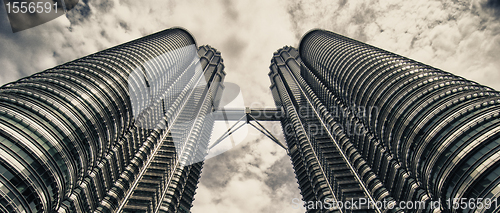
222;34;247;58
192;131;302;213
221;0;239;21
481;0;500;17
1;0;500;212
285;0;500;90
0;8;73;83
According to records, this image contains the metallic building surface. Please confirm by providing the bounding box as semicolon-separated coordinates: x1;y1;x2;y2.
0;28;225;213
270;30;500;212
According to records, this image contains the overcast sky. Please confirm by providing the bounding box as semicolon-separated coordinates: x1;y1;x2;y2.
1;0;500;212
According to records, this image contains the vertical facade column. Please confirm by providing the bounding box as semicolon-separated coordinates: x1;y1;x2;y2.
270;46;399;213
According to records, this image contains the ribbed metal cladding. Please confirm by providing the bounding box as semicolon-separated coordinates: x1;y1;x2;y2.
113;45;225;213
291;29;500;212
270;46;400;213
0;28;225;213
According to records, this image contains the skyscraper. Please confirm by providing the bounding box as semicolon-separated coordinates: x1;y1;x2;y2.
269;30;500;212
2;25;500;213
0;28;225;213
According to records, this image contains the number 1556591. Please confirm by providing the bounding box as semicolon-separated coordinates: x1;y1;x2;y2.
5;1;57;14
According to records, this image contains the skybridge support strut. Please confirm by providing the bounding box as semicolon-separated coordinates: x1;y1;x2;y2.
210;107;287;153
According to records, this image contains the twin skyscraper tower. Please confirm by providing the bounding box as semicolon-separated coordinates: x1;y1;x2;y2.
0;28;499;213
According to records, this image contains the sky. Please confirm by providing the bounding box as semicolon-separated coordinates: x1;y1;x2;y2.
1;0;500;212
